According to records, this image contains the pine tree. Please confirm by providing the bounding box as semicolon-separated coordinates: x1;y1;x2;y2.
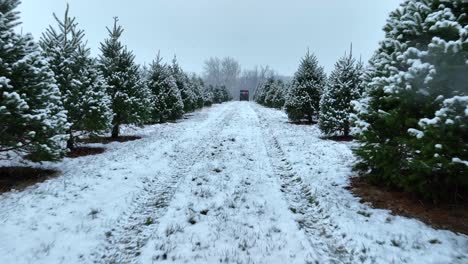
212;85;231;103
147;53;184;122
203;85;214;107
353;0;468;201
0;0;68;161
319;49;362;137
99;17;152;138
285;50;326;123
254;77;288;109
40;5;112;149
189;74;205;110
170;56;197;113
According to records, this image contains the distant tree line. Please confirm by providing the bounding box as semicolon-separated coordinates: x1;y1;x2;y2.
0;2;230;162
202;56;288;100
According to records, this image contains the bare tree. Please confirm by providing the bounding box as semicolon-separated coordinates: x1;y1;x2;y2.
203;57;287;100
203;56;241;98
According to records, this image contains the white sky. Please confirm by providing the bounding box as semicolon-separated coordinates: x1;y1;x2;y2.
18;0;402;76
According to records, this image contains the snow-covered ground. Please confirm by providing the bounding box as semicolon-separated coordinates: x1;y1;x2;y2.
0;102;466;264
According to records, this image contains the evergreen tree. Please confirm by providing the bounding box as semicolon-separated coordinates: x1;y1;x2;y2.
171;56;197;113
147;53;184;122
353;0;468;201
40;5;112;149
285;50;326;123
203;85;214;107
255;77;287;109
99;17;152;138
0;0;68;161
319;49;363;137
212;85;231;103
189;74;205;110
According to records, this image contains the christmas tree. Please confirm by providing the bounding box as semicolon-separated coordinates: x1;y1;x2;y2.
353;0;468;201
285;50;326;123
170;56;197;113
41;5;112;149
0;0;68;161
319;48;362;137
99;17;152;138
147;53;184;122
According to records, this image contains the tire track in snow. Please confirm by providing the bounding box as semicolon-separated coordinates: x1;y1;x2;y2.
138;102;316;263
92;105;236;264
252;104;354;263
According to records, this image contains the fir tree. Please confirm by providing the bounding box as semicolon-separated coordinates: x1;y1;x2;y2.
285;50;326;123
170;56;197;113
353;0;468;201
147;53;184;122
319;48;363;137
40;5;112;149
212;85;231;103
189;74;205;110
255;77;287;109
99;17;152;138
203;85;214;107
0;0;68;161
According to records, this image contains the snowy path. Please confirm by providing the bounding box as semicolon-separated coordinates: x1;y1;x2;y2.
1;102;467;264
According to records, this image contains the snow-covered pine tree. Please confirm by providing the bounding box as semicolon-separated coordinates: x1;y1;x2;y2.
0;0;68;161
255;77;287;109
203;85;215;107
147;53;184;123
99;17;152;138
352;0;468;201
40;5;112;149
212;85;231;103
319;49;362;137
189;74;205;110
170;56;197;113
253;81;267;105
285;50;326;123
266;79;287;109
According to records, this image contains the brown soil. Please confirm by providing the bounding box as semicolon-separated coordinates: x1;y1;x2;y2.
287;120;318;125
347;177;468;235
321;135;354;142
0;167;60;194
66;147;106;158
78;136;142;144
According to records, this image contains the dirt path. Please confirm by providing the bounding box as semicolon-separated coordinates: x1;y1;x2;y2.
133;103;316;263
1;102;466;264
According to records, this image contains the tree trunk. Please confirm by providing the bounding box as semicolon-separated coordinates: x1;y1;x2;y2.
67;131;75;150
111;124;120;138
344;121;350;137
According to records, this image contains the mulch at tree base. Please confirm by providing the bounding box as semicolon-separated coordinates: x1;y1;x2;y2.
320;135;354;142
347;177;468;235
66;147;106;158
287;120;318;125
78;136;142;145
0;167;60;194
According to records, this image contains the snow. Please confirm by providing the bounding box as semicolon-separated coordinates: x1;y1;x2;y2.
452;158;468;167
0;102;467;264
408;128;425;139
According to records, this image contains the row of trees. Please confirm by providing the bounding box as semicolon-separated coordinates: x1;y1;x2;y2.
255;49;362;137
353;0;467;202
256;0;467;202
0;1;230;162
203;56;281;100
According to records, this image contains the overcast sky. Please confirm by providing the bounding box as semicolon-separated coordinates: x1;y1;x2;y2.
18;0;402;76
